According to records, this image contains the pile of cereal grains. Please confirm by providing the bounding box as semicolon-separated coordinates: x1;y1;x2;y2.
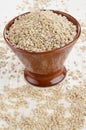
6;10;76;52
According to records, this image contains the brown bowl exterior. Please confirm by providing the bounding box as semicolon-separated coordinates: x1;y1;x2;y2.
3;10;81;87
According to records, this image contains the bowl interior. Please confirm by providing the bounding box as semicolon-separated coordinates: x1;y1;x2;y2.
3;10;81;54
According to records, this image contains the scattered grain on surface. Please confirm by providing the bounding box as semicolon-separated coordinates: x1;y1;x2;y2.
0;84;86;129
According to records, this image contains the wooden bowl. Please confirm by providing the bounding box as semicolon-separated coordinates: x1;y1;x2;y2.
3;10;81;87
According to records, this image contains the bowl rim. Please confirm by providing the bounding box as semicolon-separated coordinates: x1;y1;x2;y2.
3;10;81;55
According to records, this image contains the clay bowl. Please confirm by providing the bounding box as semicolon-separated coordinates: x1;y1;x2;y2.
3;10;81;87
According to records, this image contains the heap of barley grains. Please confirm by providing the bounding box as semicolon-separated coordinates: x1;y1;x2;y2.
7;10;76;52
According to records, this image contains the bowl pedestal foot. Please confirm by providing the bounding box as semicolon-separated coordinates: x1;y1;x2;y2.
24;66;67;87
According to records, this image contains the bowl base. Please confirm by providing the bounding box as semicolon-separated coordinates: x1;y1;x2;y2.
24;66;67;87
